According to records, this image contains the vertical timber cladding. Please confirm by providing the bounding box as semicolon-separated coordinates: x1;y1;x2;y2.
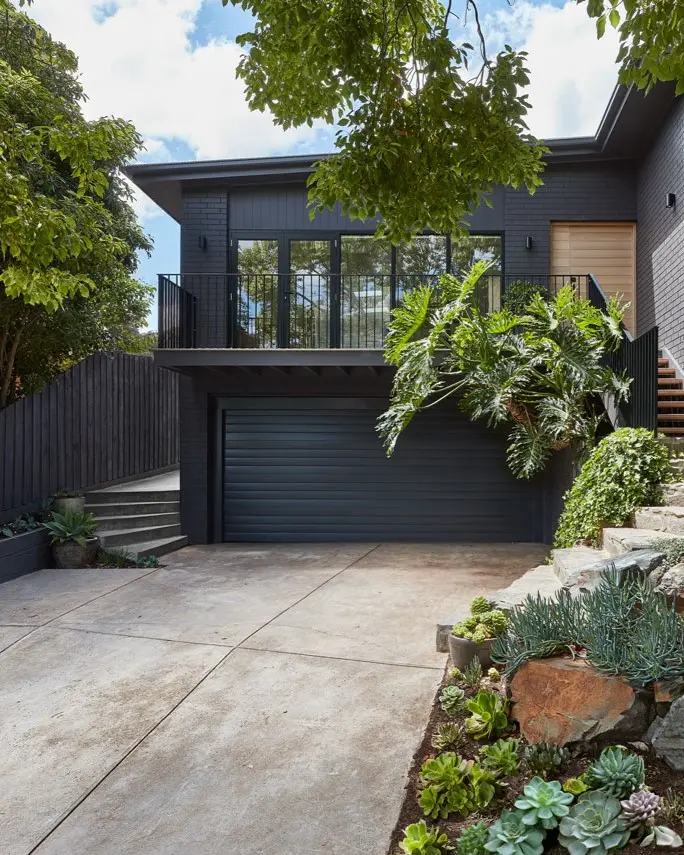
551;222;637;333
221;397;545;543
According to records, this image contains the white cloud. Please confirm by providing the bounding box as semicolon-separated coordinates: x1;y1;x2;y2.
483;0;622;139
28;0;319;161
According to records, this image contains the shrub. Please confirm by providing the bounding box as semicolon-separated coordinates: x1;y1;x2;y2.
554;428;670;548
399;820;452;855
465;690;509;740
501;280;549;315
418;753;496;820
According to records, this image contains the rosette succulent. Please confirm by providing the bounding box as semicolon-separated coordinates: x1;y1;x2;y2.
418;754;495;820
465;690;510;740
619;789;661;830
558;791;630;855
440;685;467;715
432;723;465;753
457;823;489;855
484;810;545;855
452;599;509;643
480;738;521;777
523;742;569;777
515;776;574;830
399;820;452;855
585;747;645;799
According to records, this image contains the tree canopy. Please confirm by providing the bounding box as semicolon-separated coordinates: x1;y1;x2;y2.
227;0;684;241
0;0;152;408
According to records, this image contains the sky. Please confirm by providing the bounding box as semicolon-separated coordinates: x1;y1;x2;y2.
27;0;621;329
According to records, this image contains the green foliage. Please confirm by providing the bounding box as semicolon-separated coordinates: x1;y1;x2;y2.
0;508;47;538
501;281;549;315
493;569;684;686
522;743;570;777
554;429;670;548
515;777;574;830
480;738;521;777
432;723;465;753
650;537;684;571
136;555;160;569
456;823;489;855
440;685;467;716
558;791;630;855
463;657;484;690
0;1;152;407
484;809;545;855
584;747;645;800
465;690;509;740
564;777;591;797
44;511;97;547
399;820;452;855
380;274;627;479
660;789;684;826
487;668;501;682
97;548;135;569
452;601;508;643
418;753;497;820
450;668;463;683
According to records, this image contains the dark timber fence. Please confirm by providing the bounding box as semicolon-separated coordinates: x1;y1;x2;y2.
0;353;179;520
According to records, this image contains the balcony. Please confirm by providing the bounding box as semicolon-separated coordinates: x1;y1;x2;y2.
157;273;590;350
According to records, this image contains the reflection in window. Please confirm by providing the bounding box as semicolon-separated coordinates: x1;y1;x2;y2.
341;236;392;348
236;239;279;348
451;235;503;314
395;235;448;303
290;240;331;348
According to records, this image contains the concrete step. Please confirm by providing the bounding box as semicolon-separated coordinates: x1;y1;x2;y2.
130;535;188;560
493;564;564;608
552;546;607;581
634;506;684;534
98;523;182;548
85;501;180;517
602;527;681;557
85;489;179;505
93;512;180;532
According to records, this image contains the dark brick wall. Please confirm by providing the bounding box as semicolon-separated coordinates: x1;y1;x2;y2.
181;191;229;347
637;98;684;360
504;161;637;278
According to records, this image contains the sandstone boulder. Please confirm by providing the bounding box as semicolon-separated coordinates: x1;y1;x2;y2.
510;657;653;746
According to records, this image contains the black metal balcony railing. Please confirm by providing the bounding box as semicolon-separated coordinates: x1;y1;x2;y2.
158;273;588;351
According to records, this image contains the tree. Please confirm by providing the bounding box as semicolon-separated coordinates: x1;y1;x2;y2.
378;265;629;478
0;0;152;408
227;0;684;241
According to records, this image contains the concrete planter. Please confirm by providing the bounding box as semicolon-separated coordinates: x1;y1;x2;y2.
448;634;495;669
52;537;99;569
0;529;51;583
54;496;85;515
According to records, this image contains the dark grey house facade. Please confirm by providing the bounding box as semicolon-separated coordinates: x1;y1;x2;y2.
128;82;682;546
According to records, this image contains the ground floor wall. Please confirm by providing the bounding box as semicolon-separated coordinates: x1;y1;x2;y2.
179;367;574;545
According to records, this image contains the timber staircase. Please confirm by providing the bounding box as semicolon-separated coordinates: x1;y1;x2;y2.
658;354;684;437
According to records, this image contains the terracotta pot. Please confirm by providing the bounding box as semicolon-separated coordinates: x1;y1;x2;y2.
52;537;99;569
448;634;494;669
54;496;85;515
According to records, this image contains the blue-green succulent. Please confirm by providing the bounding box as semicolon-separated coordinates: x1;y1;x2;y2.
514;776;574;830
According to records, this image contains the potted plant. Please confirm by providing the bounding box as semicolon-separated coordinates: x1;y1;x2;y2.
449;596;508;669
44;511;99;569
53;490;85;515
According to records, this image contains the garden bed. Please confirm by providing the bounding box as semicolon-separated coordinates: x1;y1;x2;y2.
0;528;51;583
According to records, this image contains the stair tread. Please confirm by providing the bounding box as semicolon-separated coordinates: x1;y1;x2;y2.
660;428;684;434
657;401;684;408
658;414;684;420
127;535;189;559
94;513;179;523
658;390;684;396
98;523;181;537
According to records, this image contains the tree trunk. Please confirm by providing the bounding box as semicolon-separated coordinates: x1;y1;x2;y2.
0;325;22;409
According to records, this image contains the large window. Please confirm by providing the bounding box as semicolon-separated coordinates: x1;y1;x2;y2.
289;239;332;348
341;236;392;348
236;239;279;348
451;235;502;313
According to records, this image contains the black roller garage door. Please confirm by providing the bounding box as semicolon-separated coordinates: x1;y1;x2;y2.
221;397;544;542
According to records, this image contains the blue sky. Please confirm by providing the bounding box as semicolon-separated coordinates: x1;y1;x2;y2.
30;0;621;329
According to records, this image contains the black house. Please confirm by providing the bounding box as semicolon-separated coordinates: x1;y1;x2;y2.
128;82;684;546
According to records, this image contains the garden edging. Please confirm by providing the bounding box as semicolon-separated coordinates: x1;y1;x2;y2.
0;528;51;583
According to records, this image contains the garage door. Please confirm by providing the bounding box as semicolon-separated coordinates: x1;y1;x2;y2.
221;398;544;542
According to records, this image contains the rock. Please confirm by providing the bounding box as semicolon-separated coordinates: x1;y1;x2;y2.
656;563;684;597
650;696;684;771
558;550;665;593
644;716;665;745
663;482;684;505
510;657;653;746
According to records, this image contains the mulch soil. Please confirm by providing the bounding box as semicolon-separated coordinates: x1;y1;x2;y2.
387;665;684;855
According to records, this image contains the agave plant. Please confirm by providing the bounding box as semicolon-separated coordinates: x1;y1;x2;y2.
484;809;545;855
465;690;509;740
584;747;645;799
558;791;630;855
515;776;574;830
43;510;98;546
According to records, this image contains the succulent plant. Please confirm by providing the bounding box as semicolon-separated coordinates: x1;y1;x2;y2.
457;823;489;855
558;791;630;855
484;809;545;855
440;685;467;715
515;776;574;830
451;668;464;683
661;789;684;826
563;777;591;797
488;668;501;682
523;742;569;777
463;657;484;689
619;789;662;830
452;600;509;642
585;747;645;799
465;690;510;740
432;723;465;753
399;820;453;855
471;596;493;616
480;738;521;777
418;754;496;820
641;826;683;848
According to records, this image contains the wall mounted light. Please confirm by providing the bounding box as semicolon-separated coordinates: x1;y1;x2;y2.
525;236;533;251
666;193;676;209
198;235;208;250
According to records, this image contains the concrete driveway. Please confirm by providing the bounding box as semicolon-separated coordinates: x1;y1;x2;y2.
0;542;545;855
